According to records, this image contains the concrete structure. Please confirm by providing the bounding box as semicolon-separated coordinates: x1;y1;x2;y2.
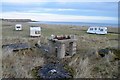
48;35;77;59
30;26;41;37
87;27;107;34
2;43;31;51
15;24;22;31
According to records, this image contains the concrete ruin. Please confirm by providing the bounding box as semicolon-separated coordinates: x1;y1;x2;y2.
48;35;77;59
2;43;31;51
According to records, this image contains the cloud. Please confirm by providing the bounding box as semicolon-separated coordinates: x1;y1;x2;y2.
26;8;77;12
2;0;47;3
2;0;119;4
57;9;76;11
1;12;117;23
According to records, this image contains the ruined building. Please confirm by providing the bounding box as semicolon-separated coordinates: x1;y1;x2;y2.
48;35;77;59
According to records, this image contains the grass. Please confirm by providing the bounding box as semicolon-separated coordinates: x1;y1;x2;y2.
2;22;118;55
2;21;118;39
106;47;120;60
63;64;75;78
1;21;119;78
31;66;42;78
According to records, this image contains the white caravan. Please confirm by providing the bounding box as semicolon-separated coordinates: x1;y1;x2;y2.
87;27;107;34
15;24;22;31
30;26;41;37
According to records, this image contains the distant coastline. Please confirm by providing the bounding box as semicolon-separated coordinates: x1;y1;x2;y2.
1;19;118;27
0;18;37;22
29;21;118;27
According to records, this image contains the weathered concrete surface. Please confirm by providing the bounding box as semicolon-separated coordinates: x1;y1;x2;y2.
57;43;66;58
2;43;31;51
69;42;77;56
48;40;56;54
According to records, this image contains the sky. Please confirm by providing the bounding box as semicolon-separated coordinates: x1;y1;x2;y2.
1;0;119;24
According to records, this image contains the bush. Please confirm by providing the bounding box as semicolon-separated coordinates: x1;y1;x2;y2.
31;66;42;78
98;47;120;60
106;47;120;60
63;64;75;78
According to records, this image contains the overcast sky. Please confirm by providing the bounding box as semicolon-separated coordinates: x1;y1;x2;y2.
1;0;119;24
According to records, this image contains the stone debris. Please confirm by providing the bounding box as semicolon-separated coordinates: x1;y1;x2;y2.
2;43;31;51
38;63;72;79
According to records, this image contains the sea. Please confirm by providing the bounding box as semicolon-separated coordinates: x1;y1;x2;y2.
29;21;118;27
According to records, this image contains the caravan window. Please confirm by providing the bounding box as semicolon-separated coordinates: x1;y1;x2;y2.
35;31;40;34
95;28;97;30
90;28;93;30
100;29;103;31
16;26;20;28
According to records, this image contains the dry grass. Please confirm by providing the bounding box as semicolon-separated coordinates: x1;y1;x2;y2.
1;21;119;78
2;46;44;78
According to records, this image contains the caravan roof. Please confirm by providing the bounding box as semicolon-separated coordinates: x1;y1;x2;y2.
30;26;41;31
15;24;22;26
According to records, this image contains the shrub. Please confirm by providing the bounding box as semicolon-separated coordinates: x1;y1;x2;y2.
31;66;42;78
106;47;120;60
63;64;75;78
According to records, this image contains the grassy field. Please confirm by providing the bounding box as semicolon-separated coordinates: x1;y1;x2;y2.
2;21;118;49
1;21;119;78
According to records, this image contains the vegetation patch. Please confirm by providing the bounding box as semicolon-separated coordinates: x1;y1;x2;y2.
63;64;76;78
106;47;120;60
98;47;120;61
98;48;109;57
31;66;42;78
